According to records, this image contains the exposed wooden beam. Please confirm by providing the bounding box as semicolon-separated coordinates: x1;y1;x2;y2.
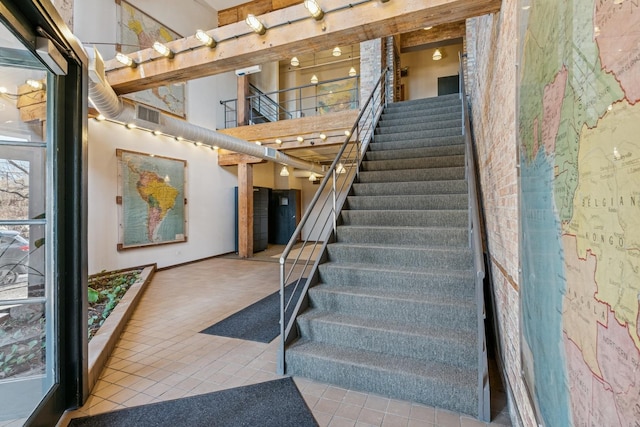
217;151;264;166
237;163;254;258
401;21;466;52
105;0;500;94
219;0;303;27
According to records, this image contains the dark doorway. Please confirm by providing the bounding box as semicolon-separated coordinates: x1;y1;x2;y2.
438;75;460;96
269;190;301;245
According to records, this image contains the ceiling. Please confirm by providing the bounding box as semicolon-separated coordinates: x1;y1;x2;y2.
198;0;247;12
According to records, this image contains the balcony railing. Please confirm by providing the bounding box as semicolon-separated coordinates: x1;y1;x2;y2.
220;75;360;129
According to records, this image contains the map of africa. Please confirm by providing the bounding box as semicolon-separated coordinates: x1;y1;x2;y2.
519;1;640;425
119;150;186;248
117;0;186;117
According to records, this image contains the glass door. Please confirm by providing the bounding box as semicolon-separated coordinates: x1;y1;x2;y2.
0;22;55;425
0;1;88;424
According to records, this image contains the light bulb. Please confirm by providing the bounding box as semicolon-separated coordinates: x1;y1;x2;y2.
291;57;299;66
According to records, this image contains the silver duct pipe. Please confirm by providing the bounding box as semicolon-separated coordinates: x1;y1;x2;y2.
86;57;322;173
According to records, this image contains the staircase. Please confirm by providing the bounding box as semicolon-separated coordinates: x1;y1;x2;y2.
285;94;484;417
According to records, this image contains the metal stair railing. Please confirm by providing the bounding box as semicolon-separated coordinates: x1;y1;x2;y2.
459;53;490;422
277;67;390;375
248;84;293;124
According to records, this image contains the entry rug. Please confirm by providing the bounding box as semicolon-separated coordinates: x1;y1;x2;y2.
200;280;306;343
68;377;318;427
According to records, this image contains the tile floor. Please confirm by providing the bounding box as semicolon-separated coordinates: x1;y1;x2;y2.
60;256;512;427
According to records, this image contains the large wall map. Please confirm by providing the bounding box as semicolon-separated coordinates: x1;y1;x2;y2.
518;1;640;425
117;149;186;249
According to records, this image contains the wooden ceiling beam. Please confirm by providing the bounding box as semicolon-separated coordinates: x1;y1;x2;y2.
401;21;466;52
105;0;500;94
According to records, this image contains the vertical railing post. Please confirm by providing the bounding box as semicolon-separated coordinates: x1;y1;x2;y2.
278;259;285;375
332;169;337;237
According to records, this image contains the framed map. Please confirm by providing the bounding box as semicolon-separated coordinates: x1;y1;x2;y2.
317;78;358;114
116;0;186;118
117;149;187;250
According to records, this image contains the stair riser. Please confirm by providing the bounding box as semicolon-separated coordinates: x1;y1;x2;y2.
296;316;476;367
379;112;462;126
352;180;468;196
318;264;474;297
381;107;462;122
358;167;465;183
326;245;473;270
336;226;469;247
376;119;462;135
374;128;462;142
364;145;465;161
346;195;468;211
361;155;465;171
308;290;476;331
369;136;465;151
340;210;468;227
285;352;478;416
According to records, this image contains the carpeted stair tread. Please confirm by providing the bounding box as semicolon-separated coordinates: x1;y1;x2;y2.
352;180;467;196
368;136;465;151
361;155;465;171
340;209;468;227
383;94;461;110
379;111;462;125
336;225;469;247
326;243;473;270
372;127;461;142
285;341;478;416
364;144;465;161
357;167;466;183
318;262;475;297
345;194;468;210
375;119;462;135
295;310;477;366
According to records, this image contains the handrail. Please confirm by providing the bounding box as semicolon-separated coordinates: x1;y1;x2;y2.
459;53;490;422
277;67;390;375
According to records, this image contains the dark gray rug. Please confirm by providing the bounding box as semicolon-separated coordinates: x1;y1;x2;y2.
68;377;318;427
200;280;305;343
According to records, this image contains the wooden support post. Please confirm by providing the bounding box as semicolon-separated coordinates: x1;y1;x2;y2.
237;163;254;258
237;75;250;126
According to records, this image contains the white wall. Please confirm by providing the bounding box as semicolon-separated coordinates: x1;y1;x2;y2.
401;43;463;100
87;120;237;273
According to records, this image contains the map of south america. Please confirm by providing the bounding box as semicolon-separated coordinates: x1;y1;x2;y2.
135;170;179;241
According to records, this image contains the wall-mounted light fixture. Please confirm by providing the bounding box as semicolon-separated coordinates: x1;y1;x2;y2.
432;48;443;60
125;123;137;129
246;14;267;35
115;52;137;68
332;47;342;57
319;133;327;141
153;41;174;59
291;56;299;66
255;141;262;145
280;166;290;177
195;29;217;47
304;0;324;20
275;139;282;144
297;136;304;143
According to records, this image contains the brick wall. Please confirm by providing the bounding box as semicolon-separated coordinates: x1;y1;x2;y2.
359;39;383;103
466;1;537;426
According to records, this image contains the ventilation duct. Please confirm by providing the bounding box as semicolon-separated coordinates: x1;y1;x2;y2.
85;48;322;174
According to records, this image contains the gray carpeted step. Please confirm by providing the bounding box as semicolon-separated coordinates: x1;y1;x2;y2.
375;119;462;135
340;209;468;227
373;127;461;142
336;225;468;247
364;144;465;161
307;285;476;331
361;155;465;171
285;341;478;416
326;243;473;270
379;110;462;126
345;194;467;210
318;262;475;297
383;94;461;111
369;136;464;151
358;167;465;183
352;180;468;196
295;311;477;368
